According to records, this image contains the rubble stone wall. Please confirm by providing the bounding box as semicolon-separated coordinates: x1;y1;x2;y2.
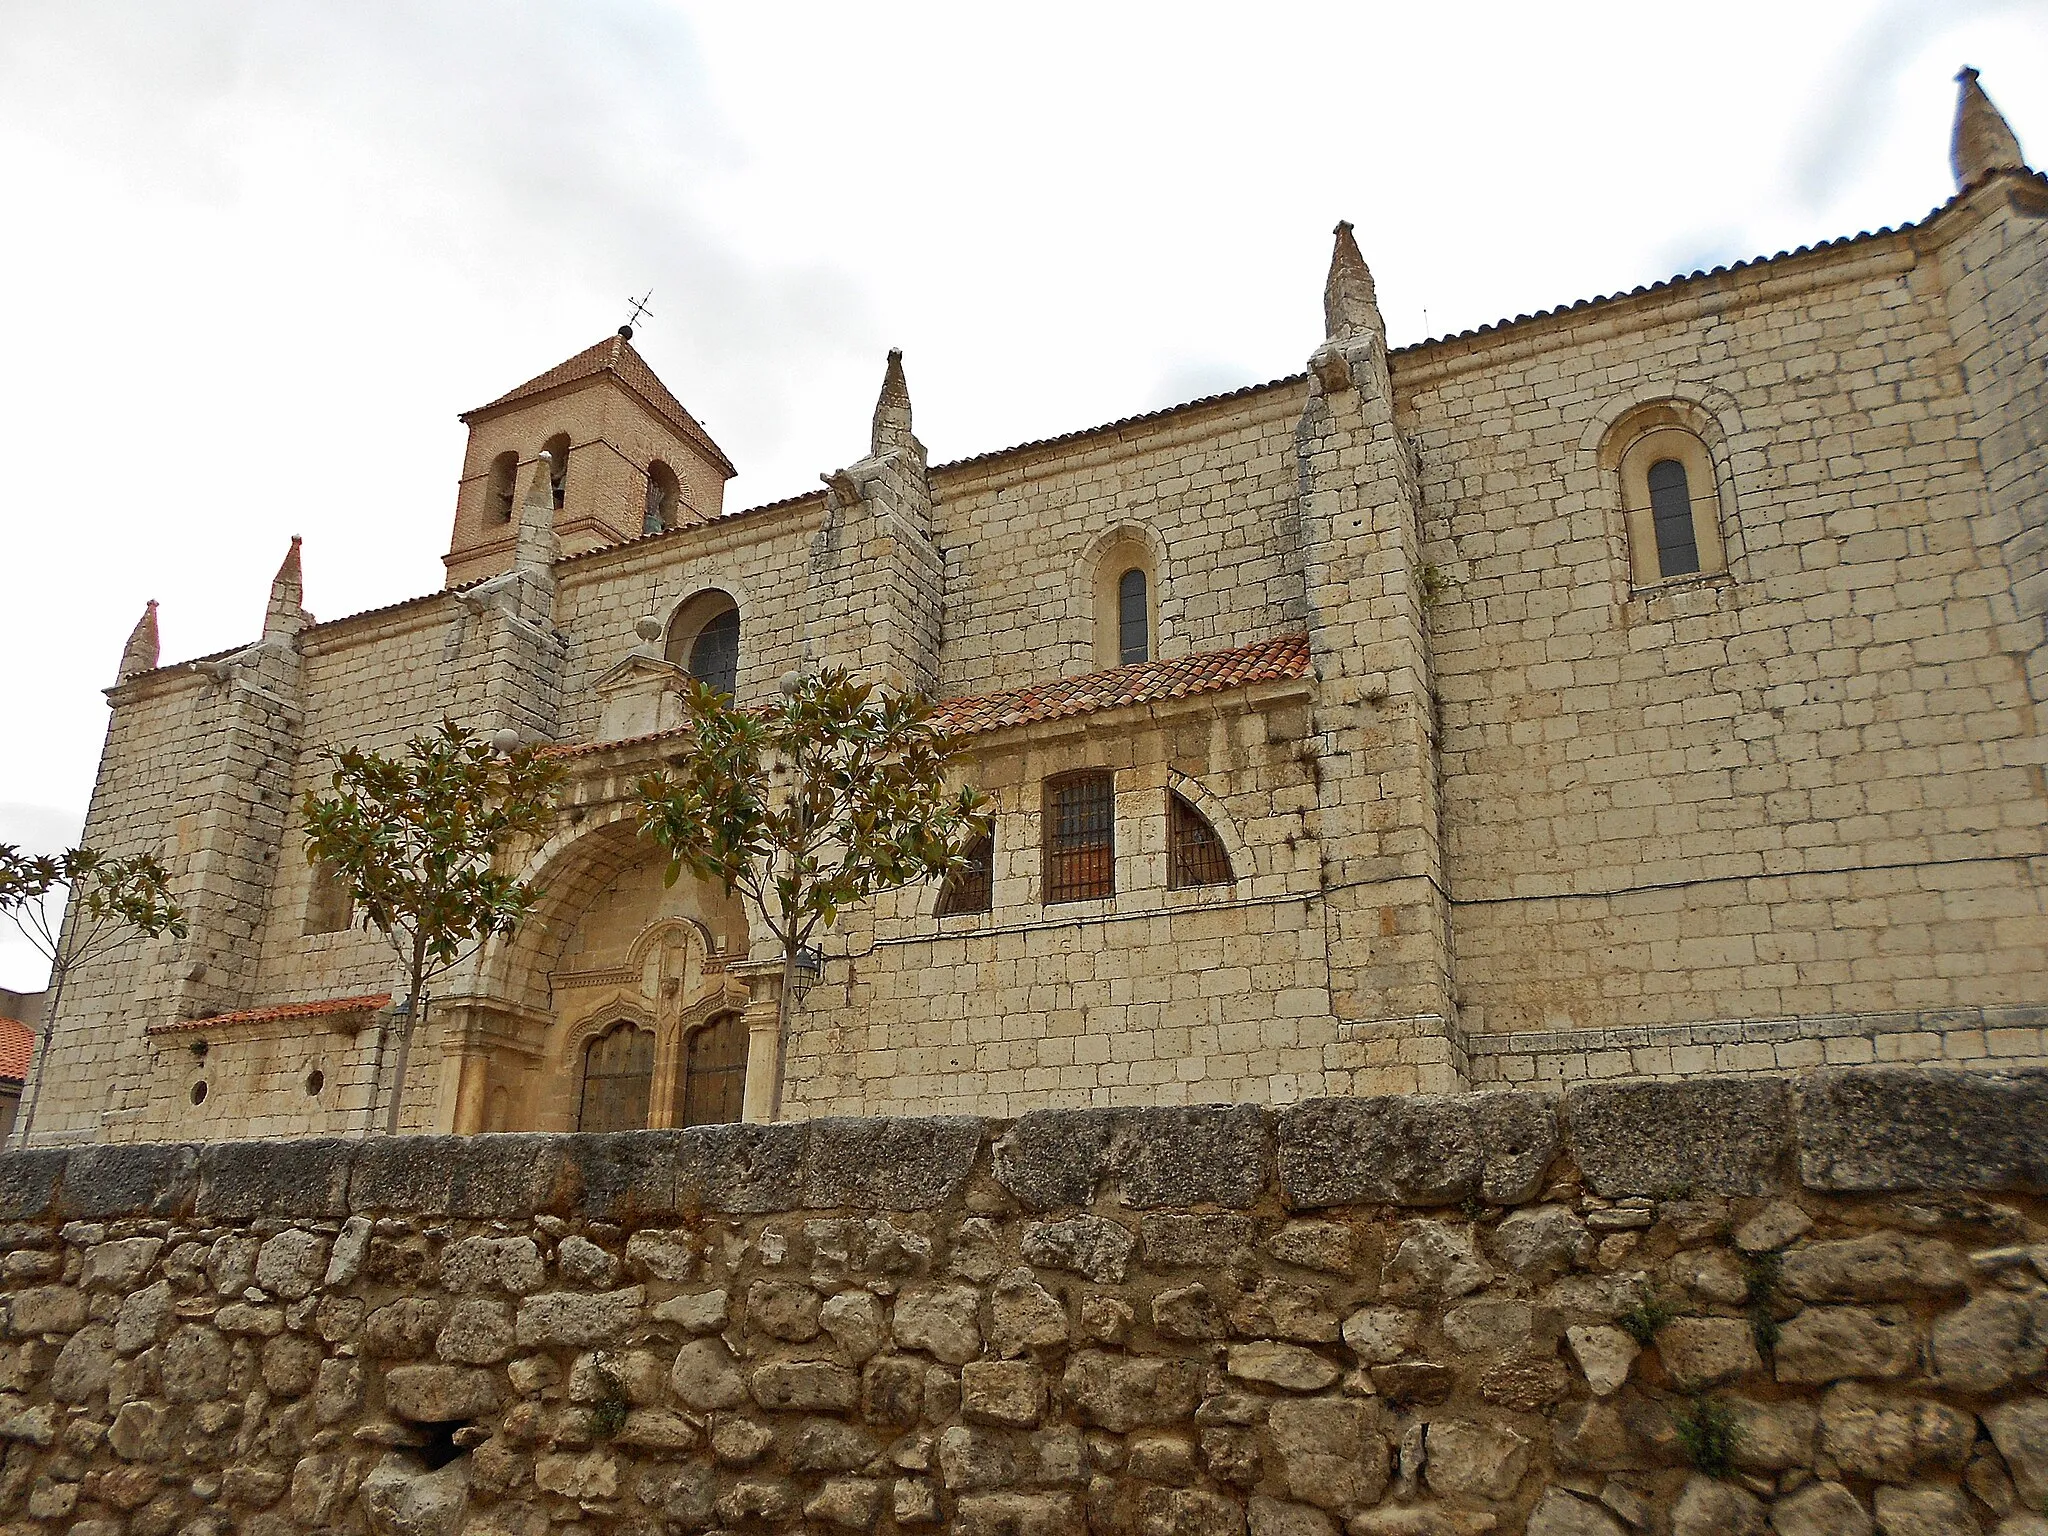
2;1068;2046;1536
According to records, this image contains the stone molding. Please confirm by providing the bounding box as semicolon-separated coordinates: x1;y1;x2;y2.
5;1067;2043;1226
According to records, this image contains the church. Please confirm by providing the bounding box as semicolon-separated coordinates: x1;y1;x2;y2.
25;71;2048;1145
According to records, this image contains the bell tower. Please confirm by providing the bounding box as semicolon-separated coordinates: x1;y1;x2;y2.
445;329;736;587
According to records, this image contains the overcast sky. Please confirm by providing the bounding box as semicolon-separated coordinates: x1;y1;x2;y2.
1;0;2043;989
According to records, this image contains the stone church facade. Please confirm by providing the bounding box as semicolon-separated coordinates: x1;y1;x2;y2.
24;73;2048;1145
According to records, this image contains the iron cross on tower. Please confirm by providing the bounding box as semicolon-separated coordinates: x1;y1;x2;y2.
619;291;655;340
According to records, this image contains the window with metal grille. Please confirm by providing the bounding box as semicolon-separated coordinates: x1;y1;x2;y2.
1647;458;1701;577
1168;791;1234;889
681;1012;747;1127
577;1020;653;1133
1117;568;1149;665
1044;771;1115;903
688;608;740;697
937;832;994;917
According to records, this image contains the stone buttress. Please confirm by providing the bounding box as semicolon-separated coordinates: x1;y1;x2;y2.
1295;224;1460;1091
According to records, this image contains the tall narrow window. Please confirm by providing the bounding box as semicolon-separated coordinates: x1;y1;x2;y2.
1614;414;1728;588
937;832;995;917
688;608;740;697
486;451;518;524
644;460;681;535
542;433;571;511
1044;771;1115;903
1647;459;1701;577
577;1021;653;1133
1167;792;1234;889
680;1013;747;1127
1117;569;1149;665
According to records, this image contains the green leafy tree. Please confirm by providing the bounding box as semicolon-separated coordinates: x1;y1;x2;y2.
0;845;185;1146
635;669;990;1118
301;721;563;1134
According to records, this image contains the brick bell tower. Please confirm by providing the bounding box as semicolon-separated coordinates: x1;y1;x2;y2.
444;328;736;587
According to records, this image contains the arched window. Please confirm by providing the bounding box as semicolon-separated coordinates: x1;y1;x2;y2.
1117;569;1149;665
1167;791;1234;889
681;1013;747;1127
1088;530;1160;669
1615;418;1727;587
644;460;682;535
486;451;518;524
663;593;742;696
542;433;572;511
936;832;995;917
1044;771;1115;903
577;1020;653;1133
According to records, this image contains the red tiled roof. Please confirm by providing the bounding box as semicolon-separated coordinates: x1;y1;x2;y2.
931;631;1311;736
0;1018;34;1083
147;993;390;1037
545;631;1313;761
460;333;737;478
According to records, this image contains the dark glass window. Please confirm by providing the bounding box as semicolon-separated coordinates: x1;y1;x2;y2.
937;833;995;917
1117;568;1149;665
1045;772;1115;903
1647;458;1701;578
681;1013;747;1127
577;1021;653;1133
1167;792;1234;889
688;608;740;697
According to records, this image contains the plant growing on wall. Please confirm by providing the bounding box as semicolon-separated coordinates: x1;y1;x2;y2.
301;721;563;1135
0;844;185;1146
634;668;990;1118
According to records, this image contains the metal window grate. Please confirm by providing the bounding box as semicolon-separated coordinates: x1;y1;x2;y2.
1168;791;1234;889
688;608;740;697
937;832;994;917
1647;458;1701;578
1045;772;1115;903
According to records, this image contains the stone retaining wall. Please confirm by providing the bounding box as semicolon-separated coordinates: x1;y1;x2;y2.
1;1067;2046;1535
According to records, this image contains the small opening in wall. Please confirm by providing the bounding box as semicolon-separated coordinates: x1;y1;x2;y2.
190;1081;208;1106
305;1069;325;1097
415;1421;468;1471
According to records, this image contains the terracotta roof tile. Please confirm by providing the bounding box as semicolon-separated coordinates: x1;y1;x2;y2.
545;631;1312;761
461;334;736;478
930;631;1312;736
147;993;390;1037
0;1018;33;1082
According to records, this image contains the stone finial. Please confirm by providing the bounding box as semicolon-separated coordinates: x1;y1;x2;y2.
1952;67;2028;190
1324;221;1385;341
871;348;913;455
263;536;306;640
115;599;160;683
514;456;559;573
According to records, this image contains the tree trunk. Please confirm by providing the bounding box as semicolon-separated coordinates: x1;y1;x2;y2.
381;934;428;1137
10;962;69;1149
772;945;795;1121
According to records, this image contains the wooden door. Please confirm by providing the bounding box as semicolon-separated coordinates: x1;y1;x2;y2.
681;1013;747;1126
578;1021;654;1133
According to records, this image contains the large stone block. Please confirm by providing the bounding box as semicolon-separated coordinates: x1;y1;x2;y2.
1796;1068;2048;1192
674;1122;803;1213
557;1131;684;1222
1279;1091;1558;1207
0;1150;63;1221
1565;1078;1789;1196
56;1144;197;1219
993;1106;1268;1210
802;1117;982;1209
197;1138;351;1219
